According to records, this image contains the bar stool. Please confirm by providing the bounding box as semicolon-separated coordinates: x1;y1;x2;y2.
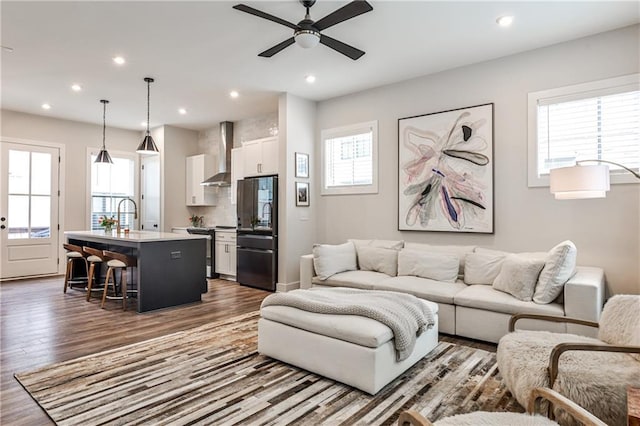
101;251;137;311
83;246;105;301
63;243;88;293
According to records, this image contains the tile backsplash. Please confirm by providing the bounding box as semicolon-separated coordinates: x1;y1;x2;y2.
192;111;278;227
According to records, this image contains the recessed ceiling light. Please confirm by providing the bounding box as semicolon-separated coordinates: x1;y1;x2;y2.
178;108;187;115
141;121;148;127
71;84;82;92
496;15;514;27
305;75;316;84
230;90;239;99
41;103;51;110
113;56;126;65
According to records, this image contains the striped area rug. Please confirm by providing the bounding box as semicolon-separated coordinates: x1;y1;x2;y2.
15;311;522;425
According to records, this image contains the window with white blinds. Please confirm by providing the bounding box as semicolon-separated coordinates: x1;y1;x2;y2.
528;74;640;186
88;152;136;230
321;121;378;195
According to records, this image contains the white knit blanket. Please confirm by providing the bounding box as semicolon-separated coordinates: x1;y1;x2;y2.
261;287;435;361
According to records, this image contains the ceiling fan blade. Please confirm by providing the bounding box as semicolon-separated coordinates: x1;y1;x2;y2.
258;37;296;58
233;4;298;30
314;0;373;31
319;34;365;60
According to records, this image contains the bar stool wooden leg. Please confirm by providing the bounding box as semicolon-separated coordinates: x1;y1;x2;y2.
64;258;73;293
86;262;95;301
101;267;113;308
121;269;127;311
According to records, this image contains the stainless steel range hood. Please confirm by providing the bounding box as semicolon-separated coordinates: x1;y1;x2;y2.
201;121;234;186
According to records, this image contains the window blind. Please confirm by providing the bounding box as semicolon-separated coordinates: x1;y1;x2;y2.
325;131;373;187
90;155;135;230
537;89;640;176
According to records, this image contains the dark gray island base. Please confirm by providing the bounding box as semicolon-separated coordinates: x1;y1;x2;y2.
65;230;207;313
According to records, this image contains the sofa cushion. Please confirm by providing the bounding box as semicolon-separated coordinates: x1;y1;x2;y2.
398;249;459;283
374;276;468;304
404;243;475;276
312;241;357;280
463;252;506;285
533;240;577;304
349;239;404;251
492;255;545;302
358;246;398;276
312;270;391;290
455;285;564;316
476;247;547;260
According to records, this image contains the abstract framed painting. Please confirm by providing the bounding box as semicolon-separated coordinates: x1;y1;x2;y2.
398;103;494;233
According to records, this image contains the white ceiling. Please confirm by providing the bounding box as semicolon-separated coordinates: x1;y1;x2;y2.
2;1;638;131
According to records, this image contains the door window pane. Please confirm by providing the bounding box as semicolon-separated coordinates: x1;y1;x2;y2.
30;196;51;238
8;150;29;194
31;152;52;195
8;195;29;239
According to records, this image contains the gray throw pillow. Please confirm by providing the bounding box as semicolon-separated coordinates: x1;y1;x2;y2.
492;255;545;302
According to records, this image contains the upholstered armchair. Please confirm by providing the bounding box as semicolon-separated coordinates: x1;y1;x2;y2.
397;387;606;425
497;294;640;426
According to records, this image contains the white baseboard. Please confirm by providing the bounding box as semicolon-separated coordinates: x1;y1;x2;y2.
276;281;300;292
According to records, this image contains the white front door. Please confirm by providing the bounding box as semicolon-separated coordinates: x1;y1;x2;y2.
141;155;160;232
0;141;60;279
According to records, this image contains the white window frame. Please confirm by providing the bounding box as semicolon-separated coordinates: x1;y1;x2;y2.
321;120;378;195
85;147;139;229
527;73;640;187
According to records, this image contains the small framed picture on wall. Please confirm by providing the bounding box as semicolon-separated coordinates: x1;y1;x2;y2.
296;182;310;207
295;152;309;178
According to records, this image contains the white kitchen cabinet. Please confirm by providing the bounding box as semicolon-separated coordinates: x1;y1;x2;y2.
186;154;216;206
231;147;243;205
215;231;236;278
242;136;278;177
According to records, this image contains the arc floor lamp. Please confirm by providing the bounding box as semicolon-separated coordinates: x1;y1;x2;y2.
550;160;640;200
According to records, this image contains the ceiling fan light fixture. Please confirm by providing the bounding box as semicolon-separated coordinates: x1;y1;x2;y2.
294;29;320;48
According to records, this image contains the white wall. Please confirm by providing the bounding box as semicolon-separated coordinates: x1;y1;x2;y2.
162;125;199;230
1;109;141;232
315;25;640;296
278;93;317;287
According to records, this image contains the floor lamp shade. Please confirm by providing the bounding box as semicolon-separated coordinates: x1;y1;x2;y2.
549;164;610;199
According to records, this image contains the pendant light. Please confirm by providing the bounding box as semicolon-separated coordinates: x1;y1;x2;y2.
136;77;159;154
94;99;113;164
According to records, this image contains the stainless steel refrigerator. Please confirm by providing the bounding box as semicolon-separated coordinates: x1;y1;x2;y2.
236;175;277;291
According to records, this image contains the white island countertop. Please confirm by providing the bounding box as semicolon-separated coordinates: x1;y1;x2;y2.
65;230;208;243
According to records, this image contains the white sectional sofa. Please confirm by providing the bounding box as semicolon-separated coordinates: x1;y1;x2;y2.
300;240;606;343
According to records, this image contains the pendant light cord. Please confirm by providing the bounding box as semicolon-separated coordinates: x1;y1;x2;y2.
102;101;107;149
100;99;109;150
146;79;151;136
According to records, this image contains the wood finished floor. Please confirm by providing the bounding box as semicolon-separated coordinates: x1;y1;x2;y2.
0;276;496;425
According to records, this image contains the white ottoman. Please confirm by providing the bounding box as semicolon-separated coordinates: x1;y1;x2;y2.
258;299;439;394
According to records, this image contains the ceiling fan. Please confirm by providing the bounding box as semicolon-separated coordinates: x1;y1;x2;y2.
233;0;373;60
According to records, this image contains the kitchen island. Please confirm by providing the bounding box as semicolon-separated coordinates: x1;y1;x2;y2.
65;230;208;313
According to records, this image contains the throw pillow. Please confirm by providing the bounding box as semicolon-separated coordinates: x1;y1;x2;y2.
357;246;398;276
403;242;475;276
312;241;357;280
397;249;459;282
492;255;545;302
349;239;404;251
533;240;577;304
463;252;507;285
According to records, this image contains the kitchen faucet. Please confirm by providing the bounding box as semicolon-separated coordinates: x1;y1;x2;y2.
116;197;138;234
